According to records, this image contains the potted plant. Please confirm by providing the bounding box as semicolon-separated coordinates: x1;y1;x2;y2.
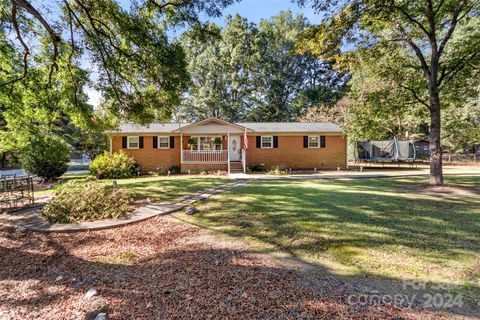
188;138;197;146
214;137;222;145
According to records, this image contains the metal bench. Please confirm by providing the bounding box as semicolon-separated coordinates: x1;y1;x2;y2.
0;175;34;210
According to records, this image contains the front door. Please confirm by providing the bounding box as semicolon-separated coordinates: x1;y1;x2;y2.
229;135;241;161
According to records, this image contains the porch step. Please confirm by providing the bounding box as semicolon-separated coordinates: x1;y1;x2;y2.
229;161;244;173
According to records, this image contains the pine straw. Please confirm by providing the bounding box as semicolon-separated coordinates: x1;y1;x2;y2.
0;217;448;320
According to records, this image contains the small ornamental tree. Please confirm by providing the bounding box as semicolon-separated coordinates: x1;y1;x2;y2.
20;135;70;180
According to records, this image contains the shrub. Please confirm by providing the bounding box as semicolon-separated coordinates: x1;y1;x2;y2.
266;166;287;175
20;135;70;180
168;165;181;174
248;163;265;172
42;179;133;223
89;151;140;179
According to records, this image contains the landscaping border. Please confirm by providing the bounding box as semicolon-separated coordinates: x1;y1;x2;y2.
0;181;249;232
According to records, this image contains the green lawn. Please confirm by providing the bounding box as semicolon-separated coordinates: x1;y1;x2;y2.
37;175;231;202
177;175;480;302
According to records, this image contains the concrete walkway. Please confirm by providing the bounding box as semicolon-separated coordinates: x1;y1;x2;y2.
0;180;249;233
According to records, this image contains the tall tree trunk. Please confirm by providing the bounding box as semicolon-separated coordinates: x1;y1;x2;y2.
428;86;443;185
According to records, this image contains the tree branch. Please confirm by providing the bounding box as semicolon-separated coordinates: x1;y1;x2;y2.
438;50;479;89
400;84;431;109
392;18;430;78
437;0;467;57
392;3;431;37
13;0;60;87
0;1;29;87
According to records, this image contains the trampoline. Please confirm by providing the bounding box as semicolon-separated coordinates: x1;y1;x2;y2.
355;138;416;162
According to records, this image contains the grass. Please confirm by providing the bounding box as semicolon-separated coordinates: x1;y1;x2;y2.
178;175;480;302
37;174;230;202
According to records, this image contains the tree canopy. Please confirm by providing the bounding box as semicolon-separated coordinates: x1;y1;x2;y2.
296;0;480;184
175;11;348;122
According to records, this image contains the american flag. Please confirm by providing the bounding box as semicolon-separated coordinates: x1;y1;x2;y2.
243;129;248;150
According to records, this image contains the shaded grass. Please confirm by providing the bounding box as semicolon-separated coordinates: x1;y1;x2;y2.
37;175;230;202
180;175;480;301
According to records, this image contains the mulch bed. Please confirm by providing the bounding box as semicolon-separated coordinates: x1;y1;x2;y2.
0;217;447;319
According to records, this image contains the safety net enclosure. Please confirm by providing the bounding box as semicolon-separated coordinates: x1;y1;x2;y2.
355;138;416;161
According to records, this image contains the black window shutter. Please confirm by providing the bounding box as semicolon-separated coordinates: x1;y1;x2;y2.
320;136;326;148
122;136;127;148
256;136;261;148
303;136;308;148
153;136;158;149
273;136;279;148
139;136;144;149
170;136;175;148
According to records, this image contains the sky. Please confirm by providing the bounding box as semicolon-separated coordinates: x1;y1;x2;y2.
86;0;322;106
207;0;321;25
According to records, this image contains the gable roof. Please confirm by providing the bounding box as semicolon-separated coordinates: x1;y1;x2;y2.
172;117;249;133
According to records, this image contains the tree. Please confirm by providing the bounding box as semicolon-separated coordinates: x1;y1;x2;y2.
1;0;237;123
296;0;480;185
176;11;347;122
19;135;70;180
177;15;257;122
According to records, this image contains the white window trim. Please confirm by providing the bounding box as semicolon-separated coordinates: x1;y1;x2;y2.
261;136;273;149
308;136;320;148
158;136;170;149
127;136;139;149
190;136;223;151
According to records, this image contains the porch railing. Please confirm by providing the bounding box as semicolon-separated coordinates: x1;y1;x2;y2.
182;150;228;163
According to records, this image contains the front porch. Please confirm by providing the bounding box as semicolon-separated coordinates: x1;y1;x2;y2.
175;118;250;173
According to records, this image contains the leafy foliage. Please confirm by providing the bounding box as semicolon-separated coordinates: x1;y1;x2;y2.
247;163;265;172
296;0;480;184
1;0;237;123
168;165;181;174
175;11;348;122
42;179;133;223
89;151;140;179
19;135;70;180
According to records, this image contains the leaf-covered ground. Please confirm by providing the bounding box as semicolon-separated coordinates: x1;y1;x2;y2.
0;216;446;319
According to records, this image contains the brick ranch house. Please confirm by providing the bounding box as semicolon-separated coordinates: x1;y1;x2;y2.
109;117;347;174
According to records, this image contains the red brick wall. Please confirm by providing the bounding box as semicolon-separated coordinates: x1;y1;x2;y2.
111;135;180;170
245;135;347;169
111;134;347;171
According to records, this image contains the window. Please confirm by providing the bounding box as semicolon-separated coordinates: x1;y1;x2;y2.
308;136;320;148
158;136;170;149
261;136;273;148
191;136;222;151
127;136;139;149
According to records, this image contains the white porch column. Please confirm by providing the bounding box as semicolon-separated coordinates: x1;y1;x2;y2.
227;133;230;174
180;133;183;163
109;137;112;155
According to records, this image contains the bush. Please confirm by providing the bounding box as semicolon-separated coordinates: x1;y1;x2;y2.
89;151;140;179
266;166;287;175
248;163;265;172
20;135;70;180
168;165;181;174
42;179;133;223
